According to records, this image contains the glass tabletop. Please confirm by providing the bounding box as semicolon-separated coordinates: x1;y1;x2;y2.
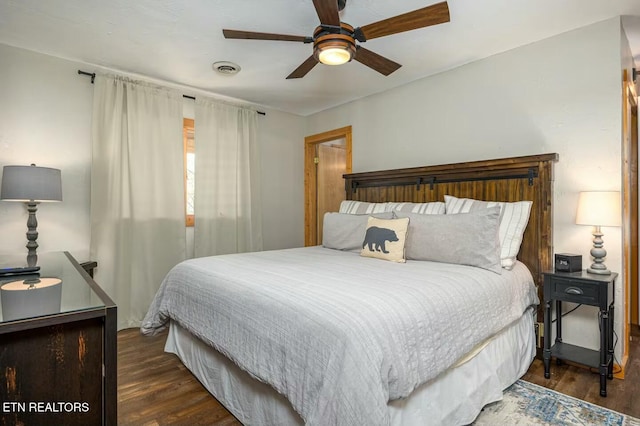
0;252;105;324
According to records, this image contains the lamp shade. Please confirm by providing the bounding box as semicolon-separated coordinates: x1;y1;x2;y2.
575;191;621;227
1;164;62;202
1;278;62;321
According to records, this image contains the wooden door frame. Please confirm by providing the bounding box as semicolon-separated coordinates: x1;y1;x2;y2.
631;99;638;327
621;69;638;378
304;126;352;246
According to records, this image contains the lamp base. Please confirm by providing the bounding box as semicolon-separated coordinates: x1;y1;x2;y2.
587;226;610;275
25;201;40;267
587;266;611;275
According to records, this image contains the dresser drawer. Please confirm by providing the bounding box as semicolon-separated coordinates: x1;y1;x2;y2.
549;279;599;305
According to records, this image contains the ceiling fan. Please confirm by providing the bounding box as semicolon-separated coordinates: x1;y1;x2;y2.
222;0;450;79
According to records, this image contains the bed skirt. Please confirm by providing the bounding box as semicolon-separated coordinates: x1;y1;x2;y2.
165;307;535;426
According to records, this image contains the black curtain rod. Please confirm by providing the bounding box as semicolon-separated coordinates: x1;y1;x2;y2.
77;70;265;115
78;70;96;83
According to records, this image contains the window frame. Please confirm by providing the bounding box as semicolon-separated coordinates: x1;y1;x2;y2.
183;118;195;227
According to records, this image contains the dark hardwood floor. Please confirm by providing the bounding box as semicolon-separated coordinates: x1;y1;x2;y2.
117;328;240;425
118;326;640;425
522;325;640;419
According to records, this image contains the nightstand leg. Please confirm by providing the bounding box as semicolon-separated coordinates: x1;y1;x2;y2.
555;300;562;343
555;300;563;365
599;309;608;397
543;299;551;379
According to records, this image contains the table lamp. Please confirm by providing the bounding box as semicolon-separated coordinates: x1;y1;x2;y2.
1;164;62;266
575;191;621;275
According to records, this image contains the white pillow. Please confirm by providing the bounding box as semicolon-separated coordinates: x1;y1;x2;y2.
444;195;532;270
339;200;388;214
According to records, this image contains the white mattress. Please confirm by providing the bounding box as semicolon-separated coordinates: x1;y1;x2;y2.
165;306;536;426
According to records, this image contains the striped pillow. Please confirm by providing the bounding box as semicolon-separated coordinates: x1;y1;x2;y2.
444;195;532;270
386;202;445;215
339;200;388;214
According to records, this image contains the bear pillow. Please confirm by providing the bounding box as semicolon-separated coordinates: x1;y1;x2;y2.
360;216;409;263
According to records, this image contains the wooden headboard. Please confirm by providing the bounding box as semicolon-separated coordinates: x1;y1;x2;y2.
343;153;558;291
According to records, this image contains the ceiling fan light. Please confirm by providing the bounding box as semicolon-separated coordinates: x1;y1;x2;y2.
314;33;356;66
319;47;352;65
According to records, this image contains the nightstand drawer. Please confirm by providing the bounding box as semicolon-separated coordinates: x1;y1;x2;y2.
550;279;599;305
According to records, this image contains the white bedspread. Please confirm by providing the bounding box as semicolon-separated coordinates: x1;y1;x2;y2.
141;246;538;426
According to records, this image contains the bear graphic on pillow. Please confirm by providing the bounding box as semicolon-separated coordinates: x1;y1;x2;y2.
362;226;399;254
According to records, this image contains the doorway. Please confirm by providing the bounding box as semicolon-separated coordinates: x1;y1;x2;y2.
304;126;352;246
622;69;638;378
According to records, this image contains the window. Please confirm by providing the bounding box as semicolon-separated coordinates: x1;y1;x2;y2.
184;118;195;226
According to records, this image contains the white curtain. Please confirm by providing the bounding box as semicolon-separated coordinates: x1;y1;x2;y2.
90;75;186;330
194;98;262;256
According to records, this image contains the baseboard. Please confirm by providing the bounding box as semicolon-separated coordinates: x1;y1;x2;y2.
613;355;628;379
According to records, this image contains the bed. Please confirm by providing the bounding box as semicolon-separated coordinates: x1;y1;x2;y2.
142;153;558;426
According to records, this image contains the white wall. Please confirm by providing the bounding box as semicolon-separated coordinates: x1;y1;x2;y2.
0;43;306;264
257;108;306;250
307;18;626;357
0;43;94;261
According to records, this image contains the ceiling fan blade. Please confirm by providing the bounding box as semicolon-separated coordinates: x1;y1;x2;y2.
312;0;340;26
354;46;401;76
359;1;450;41
286;56;319;79
223;29;309;42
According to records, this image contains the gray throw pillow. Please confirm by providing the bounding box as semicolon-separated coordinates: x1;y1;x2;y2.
395;206;502;274
323;212;394;252
444;195;532;270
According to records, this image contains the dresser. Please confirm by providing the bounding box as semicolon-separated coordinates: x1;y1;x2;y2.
0;252;116;425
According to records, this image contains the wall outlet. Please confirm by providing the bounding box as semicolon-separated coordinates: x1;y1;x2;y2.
535;322;544;348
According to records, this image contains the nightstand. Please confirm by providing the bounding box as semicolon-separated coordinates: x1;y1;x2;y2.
542;270;616;397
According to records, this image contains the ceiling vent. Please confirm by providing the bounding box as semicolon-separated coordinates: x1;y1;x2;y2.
212;61;241;75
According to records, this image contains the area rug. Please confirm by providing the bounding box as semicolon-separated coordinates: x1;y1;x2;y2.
473;380;640;425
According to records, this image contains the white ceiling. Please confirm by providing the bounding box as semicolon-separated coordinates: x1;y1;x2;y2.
1;0;640;116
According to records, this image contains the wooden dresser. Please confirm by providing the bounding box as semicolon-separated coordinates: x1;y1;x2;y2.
0;252;116;426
